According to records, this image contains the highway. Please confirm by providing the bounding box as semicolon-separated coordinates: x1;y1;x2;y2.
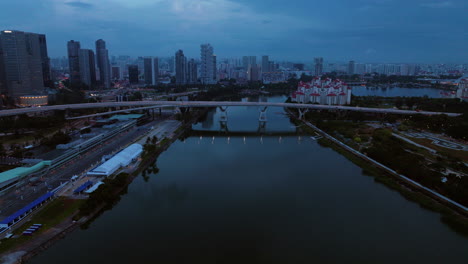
0;101;462;117
0;117;170;220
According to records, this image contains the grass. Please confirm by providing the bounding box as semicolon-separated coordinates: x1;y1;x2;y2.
408;137;468;162
0;198;84;254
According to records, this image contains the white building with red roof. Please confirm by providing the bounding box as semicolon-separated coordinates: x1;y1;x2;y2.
291;77;352;105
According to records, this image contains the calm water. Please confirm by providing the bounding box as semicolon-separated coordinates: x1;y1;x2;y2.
29;96;468;264
352;86;446;98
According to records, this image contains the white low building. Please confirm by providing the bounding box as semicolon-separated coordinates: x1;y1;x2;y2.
291;77;352;105
88;144;143;177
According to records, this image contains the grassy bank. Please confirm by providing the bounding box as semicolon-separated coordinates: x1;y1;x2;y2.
316;136;468;237
0;198;84;254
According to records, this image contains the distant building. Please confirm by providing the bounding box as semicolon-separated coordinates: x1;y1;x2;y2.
293;63;304;71
111;66;120;80
292;77;352;105
175;50;186;85
153;57;159;85
128;65;139;84
200;44;216;84
0;30;48;101
314;57;323;76
262;72;287;84
348;60;355;75
143;57;153;86
187;58;198;84
248;65;260;81
67;40;81;86
262;55;270;73
95;39;111;88
242;56;256;70
78;49;96;88
456;78;468;101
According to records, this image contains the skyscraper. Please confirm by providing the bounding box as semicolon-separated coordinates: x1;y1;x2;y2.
175;50;186;85
128;65;139;84
143;57;153;86
95;39;111;88
78;49;96;88
0;30;46;99
248;65;260;81
314;57;323;76
67;40;81;86
111;66;120;80
200;44;216;84
262;55;270;73
153;57;159;85
38;34;51;87
242;56;256;70
187;59;198;84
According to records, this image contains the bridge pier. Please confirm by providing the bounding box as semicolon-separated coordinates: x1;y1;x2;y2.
219;106;228;123
259;107;267;122
298;108;309;120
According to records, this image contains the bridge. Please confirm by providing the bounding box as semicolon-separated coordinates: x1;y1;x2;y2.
0;101;461;118
190;129;302;137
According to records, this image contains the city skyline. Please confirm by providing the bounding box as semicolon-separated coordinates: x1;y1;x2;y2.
1;0;467;63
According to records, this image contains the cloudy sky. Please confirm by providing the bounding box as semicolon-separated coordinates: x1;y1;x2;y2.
1;0;467;63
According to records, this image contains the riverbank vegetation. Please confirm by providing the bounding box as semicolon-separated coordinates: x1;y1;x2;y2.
75;173;130;218
316;137;468;237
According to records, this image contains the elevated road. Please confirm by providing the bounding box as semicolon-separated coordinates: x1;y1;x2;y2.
0;101;462;117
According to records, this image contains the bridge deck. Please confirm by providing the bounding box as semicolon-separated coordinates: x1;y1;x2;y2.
0;101;461;117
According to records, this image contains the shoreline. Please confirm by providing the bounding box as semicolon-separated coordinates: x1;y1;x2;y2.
0;111;205;264
286;110;468;234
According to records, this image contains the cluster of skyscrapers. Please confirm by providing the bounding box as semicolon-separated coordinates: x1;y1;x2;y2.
67;39;111;89
173;44;216;85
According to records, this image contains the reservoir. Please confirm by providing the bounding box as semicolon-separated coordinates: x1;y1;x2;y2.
352;86;448;98
29;96;468;263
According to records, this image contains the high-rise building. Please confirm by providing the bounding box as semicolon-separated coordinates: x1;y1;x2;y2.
67;40;81;85
187;58;198;84
212;54;217;81
348;60;355;75
78;49;96;88
128;65;139;84
200;44;216;84
262;55;270;73
242;56;256;70
111;66;120;80
248;65;260;81
175;50;186;85
314;57;323;76
153;57;159;85
0;30;46;99
143;57;153;86
38;34;51;87
95;39;111;88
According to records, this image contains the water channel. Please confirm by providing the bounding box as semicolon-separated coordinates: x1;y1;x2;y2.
29;95;468;263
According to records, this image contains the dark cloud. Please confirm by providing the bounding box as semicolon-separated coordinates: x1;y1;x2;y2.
64;1;93;9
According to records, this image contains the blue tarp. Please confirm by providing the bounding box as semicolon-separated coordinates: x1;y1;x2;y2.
73;181;93;194
0;192;54;225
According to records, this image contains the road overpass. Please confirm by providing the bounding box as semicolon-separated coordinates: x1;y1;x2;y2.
0;101;462;117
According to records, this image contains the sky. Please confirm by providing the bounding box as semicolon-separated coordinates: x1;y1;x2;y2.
1;0;467;63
